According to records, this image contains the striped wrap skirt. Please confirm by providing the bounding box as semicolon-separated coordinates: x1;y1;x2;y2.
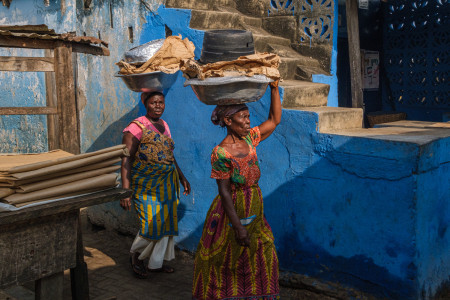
131;160;180;240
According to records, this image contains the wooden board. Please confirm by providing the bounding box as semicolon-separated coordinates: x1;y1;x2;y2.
0;25;56;35
72;43;110;56
0;210;78;288
0;36;109;56
0;56;54;72
0;188;131;225
0;36;56;50
70;215;89;300
0;107;57;115
54;42;80;155
346;0;364;110
45;49;59;151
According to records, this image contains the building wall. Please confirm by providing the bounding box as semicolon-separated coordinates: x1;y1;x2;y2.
1;1;449;299
0;60;47;153
337;0;383;112
382;0;450;122
0;1;76;153
415;138;450;297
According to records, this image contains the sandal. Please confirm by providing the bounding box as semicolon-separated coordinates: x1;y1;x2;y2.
148;265;175;273
130;256;149;279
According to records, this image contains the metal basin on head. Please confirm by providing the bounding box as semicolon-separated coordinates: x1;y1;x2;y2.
184;75;273;105
123;38;164;64
115;71;178;93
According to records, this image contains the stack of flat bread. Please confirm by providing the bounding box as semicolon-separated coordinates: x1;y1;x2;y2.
0;145;128;208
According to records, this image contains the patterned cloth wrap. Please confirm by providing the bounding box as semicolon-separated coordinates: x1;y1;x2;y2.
126;119;180;240
193;127;280;300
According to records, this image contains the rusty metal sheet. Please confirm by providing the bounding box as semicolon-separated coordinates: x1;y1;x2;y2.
60;33;108;47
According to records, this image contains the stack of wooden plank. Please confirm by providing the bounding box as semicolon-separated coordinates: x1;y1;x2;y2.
0;145;127;208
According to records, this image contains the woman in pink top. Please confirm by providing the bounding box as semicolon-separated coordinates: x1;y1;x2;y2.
121;91;190;279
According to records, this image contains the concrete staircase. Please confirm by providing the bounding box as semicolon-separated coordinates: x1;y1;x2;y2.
165;0;363;132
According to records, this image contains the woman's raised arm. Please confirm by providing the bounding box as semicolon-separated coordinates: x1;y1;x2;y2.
258;81;281;141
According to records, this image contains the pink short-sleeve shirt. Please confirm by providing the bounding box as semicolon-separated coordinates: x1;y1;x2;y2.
123;116;172;141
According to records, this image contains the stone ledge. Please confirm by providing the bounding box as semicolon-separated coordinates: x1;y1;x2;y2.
279;271;379;300
325;121;450;145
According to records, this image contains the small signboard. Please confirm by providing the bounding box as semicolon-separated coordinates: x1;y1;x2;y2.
362;50;380;90
359;0;369;9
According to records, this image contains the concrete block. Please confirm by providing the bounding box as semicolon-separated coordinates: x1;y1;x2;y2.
266;43;320;65
295;65;330;81
189;10;244;30
262;16;297;42
165;0;235;10
292;43;333;74
280;80;329;108
234;0;270;18
278;57;302;80
253;33;291;52
296;107;364;132
165;0;211;10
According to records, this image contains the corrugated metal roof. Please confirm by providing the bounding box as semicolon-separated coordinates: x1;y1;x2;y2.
0;25;108;47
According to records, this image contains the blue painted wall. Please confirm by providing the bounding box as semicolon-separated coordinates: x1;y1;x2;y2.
1;1;449;299
0;64;48;152
415;138;450;296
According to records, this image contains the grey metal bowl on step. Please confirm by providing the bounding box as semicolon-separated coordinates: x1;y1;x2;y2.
115;71;178;93
184;75;273;105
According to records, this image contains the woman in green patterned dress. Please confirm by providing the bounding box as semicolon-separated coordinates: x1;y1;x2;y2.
193;81;281;299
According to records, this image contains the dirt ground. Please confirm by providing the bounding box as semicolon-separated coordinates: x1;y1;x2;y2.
1;210;335;300
3;210;450;300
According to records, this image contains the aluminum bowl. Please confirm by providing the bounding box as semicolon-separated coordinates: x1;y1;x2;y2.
123;39;164;64
115;71;178;93
184;75;273;105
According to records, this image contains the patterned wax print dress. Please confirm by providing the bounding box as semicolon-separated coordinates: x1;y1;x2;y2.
192;127;280;300
124;116;180;241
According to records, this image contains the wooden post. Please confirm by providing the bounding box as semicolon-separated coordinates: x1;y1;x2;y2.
35;272;64;300
72;52;81;150
54;42;80;154
70;212;90;300
45;49;59;151
346;0;364;110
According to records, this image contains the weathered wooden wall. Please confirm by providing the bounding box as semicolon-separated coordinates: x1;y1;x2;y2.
0;211;78;287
